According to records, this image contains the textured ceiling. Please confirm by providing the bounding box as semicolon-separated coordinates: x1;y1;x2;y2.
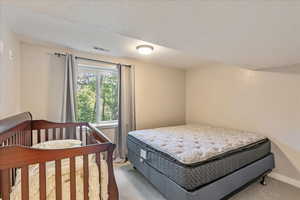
1;0;300;69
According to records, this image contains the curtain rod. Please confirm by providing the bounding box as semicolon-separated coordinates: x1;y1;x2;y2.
53;52;131;67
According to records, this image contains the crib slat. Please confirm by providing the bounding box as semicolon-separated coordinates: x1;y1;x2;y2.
83;155;89;200
21;131;28;146
17;131;20;145
26;130;31;146
17;132;20;145
96;152;102;197
70;157;76;200
14;134;16;144
65;127;69;139
13;134;16;145
95;152;101;165
69;127;75;139
12;168;16;186
68;127;72;139
23;131;26;145
73;127;76;140
19;132;22;145
1;169;10;200
39;162;46;200
45;129;49;141
21;131;24;145
55;160;62;200
18;131;20;145
53;128;56;140
80;126;83;141
0;169;2;199
60;128;63;139
22;131;25;145
85;128;89;145
37;129;41;143
30;130;33;146
21;166;29;200
71;127;75;139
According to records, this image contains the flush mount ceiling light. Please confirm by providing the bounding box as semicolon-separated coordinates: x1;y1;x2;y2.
136;45;154;55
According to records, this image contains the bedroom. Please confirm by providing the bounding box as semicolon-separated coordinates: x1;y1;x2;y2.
0;1;299;200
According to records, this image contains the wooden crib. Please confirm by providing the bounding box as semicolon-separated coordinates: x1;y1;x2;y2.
0;112;118;200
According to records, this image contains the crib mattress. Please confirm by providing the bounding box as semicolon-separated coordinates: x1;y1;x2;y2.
128;125;270;191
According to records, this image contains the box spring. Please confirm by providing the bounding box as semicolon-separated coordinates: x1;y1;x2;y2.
128;150;274;200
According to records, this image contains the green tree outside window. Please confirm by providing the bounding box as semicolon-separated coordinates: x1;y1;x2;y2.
76;68;118;123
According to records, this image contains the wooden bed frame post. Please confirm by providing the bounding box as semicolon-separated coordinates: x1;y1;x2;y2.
0;170;2;199
0;169;10;200
107;144;119;200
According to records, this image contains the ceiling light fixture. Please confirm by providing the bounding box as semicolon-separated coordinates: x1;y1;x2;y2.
136;45;154;55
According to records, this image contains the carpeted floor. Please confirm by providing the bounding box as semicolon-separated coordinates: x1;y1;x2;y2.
114;163;300;200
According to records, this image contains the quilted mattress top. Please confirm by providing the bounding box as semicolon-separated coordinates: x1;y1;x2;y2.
128;124;266;165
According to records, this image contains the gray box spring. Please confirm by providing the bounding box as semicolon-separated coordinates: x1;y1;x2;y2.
128;151;274;200
127;135;271;191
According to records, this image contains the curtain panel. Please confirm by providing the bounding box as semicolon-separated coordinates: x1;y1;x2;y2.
61;54;77;123
115;64;136;161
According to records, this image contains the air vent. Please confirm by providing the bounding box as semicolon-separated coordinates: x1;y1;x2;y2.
93;46;110;52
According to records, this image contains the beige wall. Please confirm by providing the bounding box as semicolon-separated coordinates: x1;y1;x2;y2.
186;64;300;181
20;42;186;129
0;6;21;118
134;60;185;129
20;43;65;121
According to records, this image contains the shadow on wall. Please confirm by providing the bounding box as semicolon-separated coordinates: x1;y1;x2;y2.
271;139;300;180
47;54;65;121
255;64;300;74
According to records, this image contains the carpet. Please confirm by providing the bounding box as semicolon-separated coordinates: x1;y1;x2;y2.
114;163;300;200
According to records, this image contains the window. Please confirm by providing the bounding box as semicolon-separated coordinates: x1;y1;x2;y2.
76;64;119;125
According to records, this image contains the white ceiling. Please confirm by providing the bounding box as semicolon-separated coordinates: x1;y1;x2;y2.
1;0;300;69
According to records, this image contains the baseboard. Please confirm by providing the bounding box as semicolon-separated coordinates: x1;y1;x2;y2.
269;172;300;188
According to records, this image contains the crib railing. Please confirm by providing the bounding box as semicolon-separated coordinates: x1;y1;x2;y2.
0;117;32;192
0;120;32;147
31;120;94;145
0;144;113;200
0;112;118;200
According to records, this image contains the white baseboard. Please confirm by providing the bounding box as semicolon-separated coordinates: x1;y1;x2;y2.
269;172;300;188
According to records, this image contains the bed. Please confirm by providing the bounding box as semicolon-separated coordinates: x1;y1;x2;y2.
0;112;118;200
127;124;275;200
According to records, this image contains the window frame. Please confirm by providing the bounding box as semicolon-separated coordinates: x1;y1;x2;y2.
77;63;119;127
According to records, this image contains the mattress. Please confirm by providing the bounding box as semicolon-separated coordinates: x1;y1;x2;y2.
128;125;271;191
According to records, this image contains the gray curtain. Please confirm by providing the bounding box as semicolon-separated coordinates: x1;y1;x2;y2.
115;64;136;162
61;54;77;123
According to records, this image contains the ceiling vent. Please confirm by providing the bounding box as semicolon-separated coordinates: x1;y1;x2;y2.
93;46;110;52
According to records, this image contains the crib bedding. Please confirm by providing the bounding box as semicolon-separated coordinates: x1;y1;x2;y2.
128;124;270;190
9;140;109;200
